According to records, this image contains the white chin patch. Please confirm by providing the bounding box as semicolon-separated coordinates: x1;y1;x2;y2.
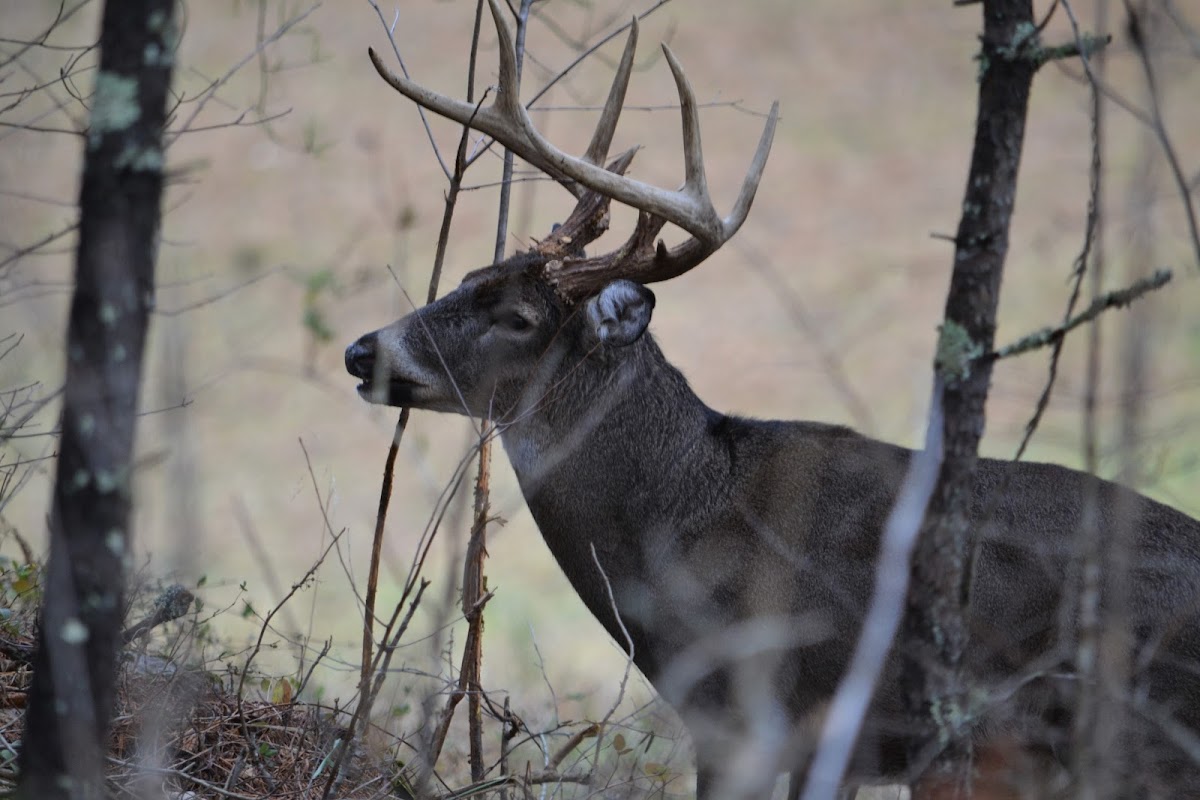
357;382;389;404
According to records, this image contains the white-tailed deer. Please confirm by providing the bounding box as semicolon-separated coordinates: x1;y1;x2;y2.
346;2;1200;796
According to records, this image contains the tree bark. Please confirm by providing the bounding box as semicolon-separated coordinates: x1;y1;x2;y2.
903;0;1037;794
18;2;176;798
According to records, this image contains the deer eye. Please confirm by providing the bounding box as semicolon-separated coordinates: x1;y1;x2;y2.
501;312;531;332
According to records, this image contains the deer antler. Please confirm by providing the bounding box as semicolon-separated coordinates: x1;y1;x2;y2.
369;0;779;300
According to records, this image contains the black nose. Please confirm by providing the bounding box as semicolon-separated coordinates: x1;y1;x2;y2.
345;334;377;379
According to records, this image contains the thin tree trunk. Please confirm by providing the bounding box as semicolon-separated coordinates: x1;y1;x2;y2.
903;1;1036;794
18;2;176;798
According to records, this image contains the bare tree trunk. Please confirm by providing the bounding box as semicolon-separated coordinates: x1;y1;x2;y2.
17;2;176;798
903;0;1036;794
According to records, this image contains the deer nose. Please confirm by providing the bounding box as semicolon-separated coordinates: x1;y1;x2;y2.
345;334;377;379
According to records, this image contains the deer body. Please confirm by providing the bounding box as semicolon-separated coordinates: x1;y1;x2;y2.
349;3;1200;794
514;331;1200;794
347;263;1200;797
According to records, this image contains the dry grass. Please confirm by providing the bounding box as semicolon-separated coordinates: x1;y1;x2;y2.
0;600;406;799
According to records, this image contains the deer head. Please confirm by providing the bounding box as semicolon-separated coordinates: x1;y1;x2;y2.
344;0;778;419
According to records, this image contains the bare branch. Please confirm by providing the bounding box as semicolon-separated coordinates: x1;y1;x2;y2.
166;3;320;147
1122;0;1200;268
987;269;1171;363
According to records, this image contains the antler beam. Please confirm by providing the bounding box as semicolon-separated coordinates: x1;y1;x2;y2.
369;0;779;299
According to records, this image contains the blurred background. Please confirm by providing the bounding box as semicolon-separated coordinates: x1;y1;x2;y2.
1;0;1198;779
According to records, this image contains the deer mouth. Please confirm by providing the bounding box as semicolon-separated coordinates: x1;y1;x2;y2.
355;376;425;406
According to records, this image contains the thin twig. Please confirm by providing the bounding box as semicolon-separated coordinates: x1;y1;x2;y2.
1009;0;1108;464
985;269;1171;363
153;266;281;317
463;425;495;783
492;0;534;261
349;5;491;799
0;0;91;72
460;0;532;782
358;0;488;687
222;440;344;787
0;220;79;273
368;0;452;179
166;4;320;147
549;724;600;772
320;578;430;800
737;239;875;433
586;542;635;792
236;440;344;702
1123;0;1200;269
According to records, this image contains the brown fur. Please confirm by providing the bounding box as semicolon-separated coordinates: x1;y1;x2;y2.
346;262;1200;798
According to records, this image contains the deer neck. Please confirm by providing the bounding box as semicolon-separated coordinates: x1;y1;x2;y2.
495;334;724;665
497;333;719;505
498;334;728;592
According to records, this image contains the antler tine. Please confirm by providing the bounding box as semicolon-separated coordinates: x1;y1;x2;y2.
582;18;639;167
488;0;523;119
661;45;713;216
728;101;781;232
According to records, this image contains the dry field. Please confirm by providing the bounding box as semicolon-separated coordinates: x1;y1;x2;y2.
2;0;1199;792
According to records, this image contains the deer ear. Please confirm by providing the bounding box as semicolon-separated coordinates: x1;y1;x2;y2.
586;280;655;347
